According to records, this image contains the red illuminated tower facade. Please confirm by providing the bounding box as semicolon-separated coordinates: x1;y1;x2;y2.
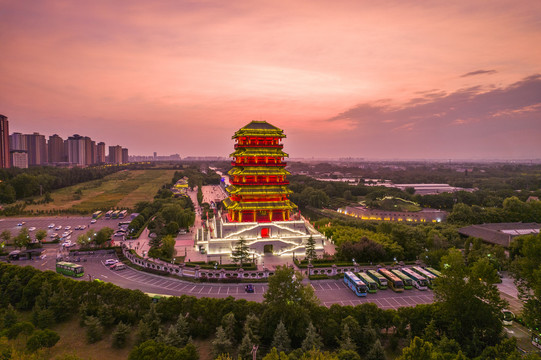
224;121;296;223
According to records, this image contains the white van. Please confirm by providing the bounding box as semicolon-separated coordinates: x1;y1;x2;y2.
112;263;126;271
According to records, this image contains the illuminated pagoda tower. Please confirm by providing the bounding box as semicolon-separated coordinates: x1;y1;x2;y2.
224;121;296;224
199;120;326;258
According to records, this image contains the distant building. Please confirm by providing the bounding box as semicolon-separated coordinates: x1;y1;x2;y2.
108;145;122;164
365;181;475;195
96;142;106;163
48;134;65;163
25;132;47;166
121;148;129;164
459;223;540;247
9;132;26;151
10;150;28;168
338;205;448;223
67;134;86;166
0;115;9;168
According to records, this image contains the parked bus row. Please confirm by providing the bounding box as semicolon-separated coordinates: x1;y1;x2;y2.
103;209;129;219
343;266;443;296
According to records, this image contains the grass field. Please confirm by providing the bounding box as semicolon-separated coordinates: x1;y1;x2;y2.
24;169;176;213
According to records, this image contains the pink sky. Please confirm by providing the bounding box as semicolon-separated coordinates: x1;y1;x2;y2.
1;0;540;159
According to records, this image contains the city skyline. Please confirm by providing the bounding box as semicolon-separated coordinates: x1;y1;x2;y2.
1;1;541;159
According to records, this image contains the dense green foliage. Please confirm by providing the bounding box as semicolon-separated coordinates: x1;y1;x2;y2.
0;259;533;360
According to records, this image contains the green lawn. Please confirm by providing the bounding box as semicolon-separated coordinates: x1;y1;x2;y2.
24;169;176;213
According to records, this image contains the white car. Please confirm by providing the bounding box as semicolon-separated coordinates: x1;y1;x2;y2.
55;226;62;230
104;259;119;266
48;223;55;228
90;219;97;224
50;233;58;238
79;225;86;230
64;226;71;230
29;227;36;231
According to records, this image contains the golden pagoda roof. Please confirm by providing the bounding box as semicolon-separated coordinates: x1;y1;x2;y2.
233;121;286;139
224;199;297;211
230;148;288;158
228;167;290;176
226;185;292;195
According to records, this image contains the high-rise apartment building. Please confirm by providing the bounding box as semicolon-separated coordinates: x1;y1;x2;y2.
0;115;9;168
48;134;65;163
108;145;122;164
26;132;47;166
122;148;129;164
10;150;28;168
67;134;86;166
9;132;26;151
97;142;106;163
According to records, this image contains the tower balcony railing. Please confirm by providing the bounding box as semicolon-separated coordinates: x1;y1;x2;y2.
234;143;283;149
231;161;287;167
230;180;290;186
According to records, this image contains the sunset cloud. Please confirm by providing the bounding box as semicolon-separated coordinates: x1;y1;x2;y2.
1;0;540;159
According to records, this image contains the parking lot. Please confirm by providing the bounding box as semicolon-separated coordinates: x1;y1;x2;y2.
0;216;125;242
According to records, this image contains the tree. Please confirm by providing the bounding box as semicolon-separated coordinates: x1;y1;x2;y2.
305;236;317;262
511;232;541;330
85;316;103;344
231;238;250;266
264;266;318;309
94;227;114;246
271;320;291;354
0;230;12;245
212;326;233;358
112;321;131;348
301;322;323;352
434;249;506;357
26;329;60;352
221;312;237;345
398;337;434;360
338;324;356;352
35;229;47;243
43;191;53;203
161;235;176;260
14;227;30;249
263;348;289;360
365;339;386;360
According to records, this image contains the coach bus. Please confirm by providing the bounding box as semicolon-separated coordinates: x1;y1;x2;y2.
343;271;368;297
367;269;388;290
378;268;404;292
426;267;442;277
92;211;103;219
105;210;114;219
357;272;378;293
112;210;121;219
401;267;429;290
118;210;128;219
391;269;413;290
56;261;84;278
412;266;437;288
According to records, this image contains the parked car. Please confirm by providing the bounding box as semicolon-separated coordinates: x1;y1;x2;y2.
104;259;118;266
55;225;62;230
17;222;26;226
48;223;55;228
79;225;86;230
50;233;58;238
29;227;36;231
90;219;97;224
110;263;126;271
245;284;254;293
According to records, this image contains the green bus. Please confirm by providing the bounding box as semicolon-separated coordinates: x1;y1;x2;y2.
56;261;84;277
367;269;388;290
111;210;121;219
391;269;413;290
357;272;378;293
426;267;442;277
92;211;103;219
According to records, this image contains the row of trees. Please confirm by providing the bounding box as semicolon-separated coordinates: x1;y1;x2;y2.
0;246;538;360
0;166;123;204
